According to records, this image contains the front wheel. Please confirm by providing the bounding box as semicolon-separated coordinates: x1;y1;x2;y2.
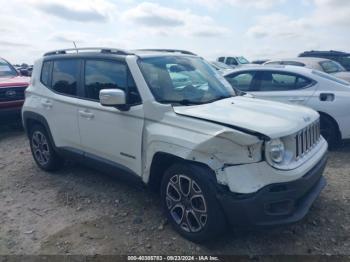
161;163;226;242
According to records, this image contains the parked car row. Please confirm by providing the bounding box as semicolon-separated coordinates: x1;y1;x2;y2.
264;57;350;82
218;50;350;72
214;50;350;148
299;50;350;71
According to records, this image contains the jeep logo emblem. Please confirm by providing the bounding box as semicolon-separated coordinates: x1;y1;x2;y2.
5;90;16;97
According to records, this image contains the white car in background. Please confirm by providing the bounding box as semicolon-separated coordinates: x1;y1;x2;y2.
209;61;234;74
217;56;251;68
224;65;350;146
264;57;350;82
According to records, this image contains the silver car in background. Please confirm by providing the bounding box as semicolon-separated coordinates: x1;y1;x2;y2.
264;57;350;82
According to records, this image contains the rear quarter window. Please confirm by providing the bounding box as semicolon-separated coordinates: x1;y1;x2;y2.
40;61;52;87
312;70;350;86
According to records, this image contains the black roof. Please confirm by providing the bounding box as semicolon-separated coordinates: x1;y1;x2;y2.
299;50;350;57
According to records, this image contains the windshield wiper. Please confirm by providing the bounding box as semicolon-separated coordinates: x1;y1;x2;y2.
204;95;232;103
158;99;205;105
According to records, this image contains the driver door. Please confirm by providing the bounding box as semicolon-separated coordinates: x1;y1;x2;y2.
77;59;144;176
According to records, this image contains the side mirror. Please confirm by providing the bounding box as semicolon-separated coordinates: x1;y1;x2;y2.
100;89;128;110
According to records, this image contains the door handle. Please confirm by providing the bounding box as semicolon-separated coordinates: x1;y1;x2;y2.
79;110;94;120
41;99;53;108
288;98;305;102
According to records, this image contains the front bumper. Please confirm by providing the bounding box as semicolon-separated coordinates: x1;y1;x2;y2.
0;106;23;119
217;153;327;226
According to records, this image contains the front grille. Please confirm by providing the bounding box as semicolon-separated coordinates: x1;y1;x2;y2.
295;120;321;159
0;86;26;102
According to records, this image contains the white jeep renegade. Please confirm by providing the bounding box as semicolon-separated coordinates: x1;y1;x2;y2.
22;48;328;242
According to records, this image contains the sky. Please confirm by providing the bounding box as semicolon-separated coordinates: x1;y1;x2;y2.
0;0;349;64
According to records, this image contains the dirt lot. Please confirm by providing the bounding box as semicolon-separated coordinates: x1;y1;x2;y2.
0;121;349;256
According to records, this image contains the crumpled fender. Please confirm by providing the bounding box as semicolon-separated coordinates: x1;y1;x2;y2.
142;122;263;184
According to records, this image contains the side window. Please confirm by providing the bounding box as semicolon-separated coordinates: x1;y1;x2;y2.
218;57;225;63
84;60;141;104
226;57;238;66
52;60;79;96
260;72;311;91
225;72;255;92
296;76;313;88
40;61;52;87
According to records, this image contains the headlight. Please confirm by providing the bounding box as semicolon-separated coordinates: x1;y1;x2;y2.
267;139;285;163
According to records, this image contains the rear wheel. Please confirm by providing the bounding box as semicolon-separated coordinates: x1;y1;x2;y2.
320;115;339;149
161;163;226;242
29;125;63;171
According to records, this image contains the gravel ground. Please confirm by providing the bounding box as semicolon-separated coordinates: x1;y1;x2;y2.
0;121;349;255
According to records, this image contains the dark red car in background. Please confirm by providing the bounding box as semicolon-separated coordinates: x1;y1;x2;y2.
0;57;30;120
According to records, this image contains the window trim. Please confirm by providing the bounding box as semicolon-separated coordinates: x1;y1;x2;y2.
225;71;257;92
258;70;316;92
40;60;52;87
81;58;143;106
42;58;83;99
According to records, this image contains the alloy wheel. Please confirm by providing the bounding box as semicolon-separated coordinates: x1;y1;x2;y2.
166;174;208;233
31;131;50;166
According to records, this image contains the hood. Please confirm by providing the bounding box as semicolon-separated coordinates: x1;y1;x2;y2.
0;76;30;88
333;72;350;82
173;96;319;139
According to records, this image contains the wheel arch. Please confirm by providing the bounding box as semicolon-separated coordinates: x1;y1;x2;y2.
147;152;216;192
22;111;57;149
318;111;341;140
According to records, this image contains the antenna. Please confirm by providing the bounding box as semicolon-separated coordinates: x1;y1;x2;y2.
73;41;78;53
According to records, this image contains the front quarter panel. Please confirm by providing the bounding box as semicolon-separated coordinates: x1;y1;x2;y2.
142;111;263;184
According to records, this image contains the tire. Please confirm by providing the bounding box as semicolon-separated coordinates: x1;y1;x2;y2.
29;124;63;171
161;162;226;242
320;115;339;149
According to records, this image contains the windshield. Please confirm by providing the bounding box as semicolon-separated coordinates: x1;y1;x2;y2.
0;59;18;78
320;60;345;74
237;56;249;64
312;70;350;86
139;56;235;105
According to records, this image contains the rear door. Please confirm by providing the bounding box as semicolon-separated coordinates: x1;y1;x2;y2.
39;59;82;149
249;71;317;105
77;58;144;176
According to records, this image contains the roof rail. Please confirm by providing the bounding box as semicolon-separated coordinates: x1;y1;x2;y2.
43;47;133;57
136;49;197;56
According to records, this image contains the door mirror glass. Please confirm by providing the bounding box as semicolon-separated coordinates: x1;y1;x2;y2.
99;89;126;106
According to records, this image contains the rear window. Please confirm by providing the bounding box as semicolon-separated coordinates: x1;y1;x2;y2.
312;70;350;86
320;60;345;74
52;60;80;96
